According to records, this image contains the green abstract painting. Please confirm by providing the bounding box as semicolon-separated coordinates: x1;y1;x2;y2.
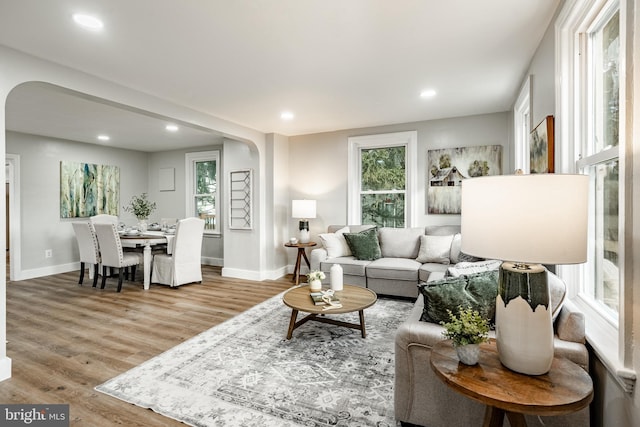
60;161;120;218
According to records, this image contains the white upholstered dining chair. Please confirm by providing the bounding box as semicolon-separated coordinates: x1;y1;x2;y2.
93;223;143;292
71;222;101;287
151;217;205;287
89;214;118;225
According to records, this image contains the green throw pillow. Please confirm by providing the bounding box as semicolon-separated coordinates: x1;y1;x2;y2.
343;227;381;261
417;270;498;325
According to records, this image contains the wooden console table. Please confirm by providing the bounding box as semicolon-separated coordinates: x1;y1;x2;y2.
430;339;593;427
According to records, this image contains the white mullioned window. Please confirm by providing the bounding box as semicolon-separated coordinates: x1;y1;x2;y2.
557;0;634;391
347;131;417;228
185;150;220;234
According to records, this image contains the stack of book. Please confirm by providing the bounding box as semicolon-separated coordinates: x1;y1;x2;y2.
310;291;341;306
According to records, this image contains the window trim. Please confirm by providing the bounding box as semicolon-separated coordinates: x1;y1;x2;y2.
347;131;417;227
556;0;635;392
514;75;531;173
185;150;221;235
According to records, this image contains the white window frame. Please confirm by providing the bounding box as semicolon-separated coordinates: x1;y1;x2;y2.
556;0;635;392
185;150;221;235
347;131;417;227
514;76;531;173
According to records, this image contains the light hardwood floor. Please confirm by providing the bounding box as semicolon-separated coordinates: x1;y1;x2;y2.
0;265;294;426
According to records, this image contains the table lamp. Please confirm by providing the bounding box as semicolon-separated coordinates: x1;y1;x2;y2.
292;199;316;243
461;173;588;375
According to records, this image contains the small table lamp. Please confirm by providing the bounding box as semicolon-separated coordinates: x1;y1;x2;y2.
292;199;316;243
461;173;588;375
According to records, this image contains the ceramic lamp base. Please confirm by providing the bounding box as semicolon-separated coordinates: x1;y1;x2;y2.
496;262;553;375
298;220;310;243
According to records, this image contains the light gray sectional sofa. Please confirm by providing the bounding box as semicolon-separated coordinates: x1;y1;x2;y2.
310;224;465;298
311;224;591;427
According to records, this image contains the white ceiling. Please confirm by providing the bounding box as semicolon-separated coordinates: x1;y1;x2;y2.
0;0;560;151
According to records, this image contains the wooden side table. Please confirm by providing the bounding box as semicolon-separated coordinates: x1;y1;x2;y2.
284;241;317;285
430;339;593;427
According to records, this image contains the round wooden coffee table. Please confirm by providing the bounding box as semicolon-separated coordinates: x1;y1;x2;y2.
430;339;593;427
282;284;377;340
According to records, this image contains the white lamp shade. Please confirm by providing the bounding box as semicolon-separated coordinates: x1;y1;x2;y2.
461;174;588;265
292;200;316;219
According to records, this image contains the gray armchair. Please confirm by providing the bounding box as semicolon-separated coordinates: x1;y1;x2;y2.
394;271;590;427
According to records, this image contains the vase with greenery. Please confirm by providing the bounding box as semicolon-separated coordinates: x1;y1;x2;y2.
124;193;156;231
441;306;490;365
307;270;325;292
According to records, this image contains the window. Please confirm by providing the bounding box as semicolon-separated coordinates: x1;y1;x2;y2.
578;5;620;320
557;0;633;391
185;151;220;233
348;131;417;227
360;146;406;227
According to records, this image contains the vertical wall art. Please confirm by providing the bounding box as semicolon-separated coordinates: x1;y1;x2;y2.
229;169;253;229
60;161;120;218
427;145;502;214
530;115;555;173
158;167;175;191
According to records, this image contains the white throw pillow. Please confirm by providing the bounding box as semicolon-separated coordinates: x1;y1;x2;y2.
447;259;502;277
319;226;352;258
449;233;462;263
415;234;454;264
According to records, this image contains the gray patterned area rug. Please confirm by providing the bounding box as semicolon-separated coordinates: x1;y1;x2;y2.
96;290;413;427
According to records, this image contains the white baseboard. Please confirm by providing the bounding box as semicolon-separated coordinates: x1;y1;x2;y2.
14;260;283;283
0;357;12;382
265;266;288;281
14;262;78;281
222;266;290;282
201;257;223;267
221;267;263;281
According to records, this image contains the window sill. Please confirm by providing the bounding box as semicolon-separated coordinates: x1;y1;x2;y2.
574;295;636;393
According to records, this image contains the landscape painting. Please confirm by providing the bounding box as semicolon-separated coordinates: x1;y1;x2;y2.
60;161;120;218
427;145;502;214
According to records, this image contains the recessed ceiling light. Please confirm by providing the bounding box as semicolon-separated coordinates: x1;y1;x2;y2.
165;124;179;132
97;135;110;141
420;89;437;98
281;111;294;120
73;13;104;31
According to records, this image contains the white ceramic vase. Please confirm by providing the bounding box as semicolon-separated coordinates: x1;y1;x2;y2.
330;264;343;291
309;279;322;292
138;218;148;232
456;343;480;365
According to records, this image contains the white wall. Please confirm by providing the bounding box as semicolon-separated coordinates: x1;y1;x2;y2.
6;131;148;275
220;138;264;279
527;17;557;127
0;45;270;381
265;133;291;279
147;146;225;265
289;112;510;232
287;112;510;271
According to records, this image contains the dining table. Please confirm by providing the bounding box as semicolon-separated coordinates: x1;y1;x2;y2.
119;230;175;290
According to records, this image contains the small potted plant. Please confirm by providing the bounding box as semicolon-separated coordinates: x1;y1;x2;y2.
124;193;157;231
307;270;326;292
441;306;490;365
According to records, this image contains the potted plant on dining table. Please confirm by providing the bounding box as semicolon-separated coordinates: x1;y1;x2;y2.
124;193;157;232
